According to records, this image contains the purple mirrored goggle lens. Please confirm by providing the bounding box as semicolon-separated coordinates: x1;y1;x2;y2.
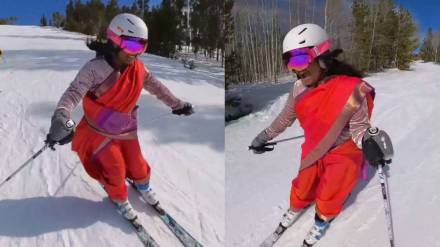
283;50;312;71
283;40;332;72
120;37;147;54
107;29;148;55
286;54;311;71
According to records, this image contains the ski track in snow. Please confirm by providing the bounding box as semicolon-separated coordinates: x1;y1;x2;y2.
226;62;440;246
0;25;224;247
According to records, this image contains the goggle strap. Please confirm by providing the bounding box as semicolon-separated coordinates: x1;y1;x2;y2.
313;39;332;57
107;28;122;46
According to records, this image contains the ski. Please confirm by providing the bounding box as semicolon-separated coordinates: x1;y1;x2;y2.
112;202;160;247
127;179;204;247
259;207;312;247
301;240;313;247
259;223;318;247
258;224;289;247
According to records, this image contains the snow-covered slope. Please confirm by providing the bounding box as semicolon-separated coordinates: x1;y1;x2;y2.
226;62;440;246
0;25;224;247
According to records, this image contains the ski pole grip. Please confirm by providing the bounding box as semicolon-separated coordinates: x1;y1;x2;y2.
248;145;275;152
264;141;278;146
362;127;394;167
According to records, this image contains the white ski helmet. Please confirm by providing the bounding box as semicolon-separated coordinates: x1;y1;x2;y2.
107;13;148;40
282;23;330;54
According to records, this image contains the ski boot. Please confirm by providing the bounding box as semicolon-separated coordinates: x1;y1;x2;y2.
115;199;137;221
302;214;330;247
280;208;300;228
136;182;159;206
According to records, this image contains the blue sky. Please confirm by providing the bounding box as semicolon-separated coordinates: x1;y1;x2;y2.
1;0;438;41
0;0;162;25
395;0;440;40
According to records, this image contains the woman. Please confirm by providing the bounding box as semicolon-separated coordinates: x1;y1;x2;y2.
250;23;375;246
46;13;193;220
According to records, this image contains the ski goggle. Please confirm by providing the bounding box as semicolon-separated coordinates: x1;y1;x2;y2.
107;29;148;55
282;39;332;72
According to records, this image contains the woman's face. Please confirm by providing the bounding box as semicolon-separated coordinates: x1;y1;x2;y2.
294;59;323;87
116;50;138;65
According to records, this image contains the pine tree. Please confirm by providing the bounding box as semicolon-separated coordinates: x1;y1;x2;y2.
106;0;120;23
137;0;150;20
190;0;222;58
40;15;48;26
373;0;398;70
225;0;238;87
0;17;17;25
435;33;440;63
352;0;372;71
86;0;106;36
64;0;76;31
420;27;434;62
52;12;65;28
102;0;121;39
394;5;418;70
148;0;181;57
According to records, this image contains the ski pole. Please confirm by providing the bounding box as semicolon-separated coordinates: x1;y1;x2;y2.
0;143;49;189
249;135;304;152
264;135;305;146
377;162;395;247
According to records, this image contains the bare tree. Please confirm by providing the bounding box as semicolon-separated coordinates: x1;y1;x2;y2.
433;32;440;63
367;6;378;70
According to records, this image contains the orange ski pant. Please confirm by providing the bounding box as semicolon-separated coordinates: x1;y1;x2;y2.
290;140;363;219
84;139;151;201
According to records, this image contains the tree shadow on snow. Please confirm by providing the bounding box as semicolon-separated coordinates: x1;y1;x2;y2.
0;34;87;42
26;95;224;153
137;94;224;152
141;56;224;89
0;196;136;237
26;101;58;120
225;80;294;124
2;49;93;71
26;101;84;122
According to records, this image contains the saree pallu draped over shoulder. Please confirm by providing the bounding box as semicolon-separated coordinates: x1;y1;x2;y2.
294;75;375;171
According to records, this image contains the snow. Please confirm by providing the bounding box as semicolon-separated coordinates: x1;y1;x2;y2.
0;25;224;247
226;62;440;246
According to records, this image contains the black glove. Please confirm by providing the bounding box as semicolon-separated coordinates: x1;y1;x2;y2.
362;127;394;167
249;130;273;154
172;102;194;116
45;109;75;150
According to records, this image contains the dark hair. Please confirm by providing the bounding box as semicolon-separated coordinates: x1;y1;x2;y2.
86;38;120;59
319;49;363;78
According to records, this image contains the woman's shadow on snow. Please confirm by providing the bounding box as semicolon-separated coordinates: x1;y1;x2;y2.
0;194;155;238
343;164;389;209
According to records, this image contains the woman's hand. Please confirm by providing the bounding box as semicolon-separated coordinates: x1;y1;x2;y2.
45;109;75;149
249;131;272;154
362;127;394;167
172;102;194;116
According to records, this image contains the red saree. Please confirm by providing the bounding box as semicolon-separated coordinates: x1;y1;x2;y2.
294;75;375;170
72;59;145;180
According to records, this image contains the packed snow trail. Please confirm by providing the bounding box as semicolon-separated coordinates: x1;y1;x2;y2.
226;62;440;247
0;25;224;247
